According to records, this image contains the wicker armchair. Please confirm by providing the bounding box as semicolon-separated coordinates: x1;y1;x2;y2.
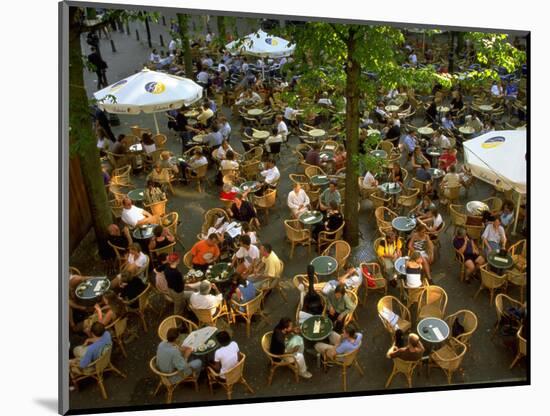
385;357;422;388
321;342;364;392
284;219;311;259
429;337;468;384
492;294;525;338
261;331;300;385
445;310;478;347
322;240;351;273
207;352;254;399
149;356;199;403
510;325;527;368
417;285;448;320
318;222;345;254
252;189;277;224
157;315;198;342
377;296;412;338
230;293;270;337
475;264;507;305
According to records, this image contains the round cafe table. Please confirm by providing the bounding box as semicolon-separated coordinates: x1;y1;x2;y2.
437;106;450;114
310;175;330;187
299;210;323;226
392;216;417;234
184;110;200;118
308;129;326;138
207;262;235;283
426;146;442;166
247;108;264;117
75;277;111;306
239;181;261;194
367;129;381;136
478;104;494;112
427;168;445;180
310;256;338;277
301;315;333;342
458;126;475;136
128;143;143;153
192;134;206;143
132;224;158;252
182;327;220;358
127;188;146;205
417;317;450;345
417;126;434;136
487;251;514;275
385;105;400;113
378;182;402;195
394;256;409;276
252;130;270;140
466;201;489;216
370;149;388;159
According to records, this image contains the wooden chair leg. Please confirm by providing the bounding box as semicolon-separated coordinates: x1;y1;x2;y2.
241;377;254;393
342;367;347;392
510;353;522;369
385;368;396;388
153;381;162;396
97;376;108;399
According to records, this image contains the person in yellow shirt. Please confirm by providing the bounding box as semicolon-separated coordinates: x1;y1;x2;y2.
376;231;403;287
251;243;283;290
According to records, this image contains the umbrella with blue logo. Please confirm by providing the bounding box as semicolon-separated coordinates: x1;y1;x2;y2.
225;29;295;58
93;68;203;134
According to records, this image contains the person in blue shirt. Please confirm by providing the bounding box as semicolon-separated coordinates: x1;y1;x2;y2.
401;130;417;157
314;324;362;361
231;274;258;311
70;322;112;375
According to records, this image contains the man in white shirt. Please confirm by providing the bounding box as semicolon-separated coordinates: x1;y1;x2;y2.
276;115;288;143
211;331;239;378
189;280;223;313
196;68;210;86
284;106;300;122
361;171;378;189
197;104;214;126
232;234;260;277
264;127;283;153
260;159;280;187
168;39;180;54
215;140;233;160
375;101;389;122
287;182;310;218
432;130;451;149
149;49;160;63
482;217;507;254
121;198;158;228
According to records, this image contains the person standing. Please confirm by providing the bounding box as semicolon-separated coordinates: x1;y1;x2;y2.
88;46;108;89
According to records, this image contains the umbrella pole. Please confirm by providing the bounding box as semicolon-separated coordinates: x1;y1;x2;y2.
512;190;522;236
153;113;160;135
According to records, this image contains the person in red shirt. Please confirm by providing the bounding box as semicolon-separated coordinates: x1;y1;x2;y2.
438;147;458;172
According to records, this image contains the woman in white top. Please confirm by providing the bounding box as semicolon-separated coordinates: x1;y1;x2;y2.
287;183;311;218
264;127;283;153
220;150;239;171
361;171;378;189
405;251;423;288
141;133;157;154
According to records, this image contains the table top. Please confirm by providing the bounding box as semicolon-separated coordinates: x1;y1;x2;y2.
127;188;146;202
299;210;323;225
184;268;207;283
458;126;475;135
437;106;450;113
417;317;450;344
310;256;338;276
132;224;157;240
247;108;264;116
309;129;326;138
426;146;442;157
75;277;110;301
310;175;330;186
370;149;388;159
478;104;494;112
427;168;445;179
394;256;409;275
184;110;199;118
487;251;514;270
207;262;235;283
322;144;337;151
418;127;434;135
367;129;381;136
385;105;400;113
466;201;489;215
252;130;270;139
301;315;333;341
379;182;402;195
240;181;261;193
170;156;187;165
188;119;199;126
192;134;206;143
392;216;417;232
128;143;143;153
319;150;335;161
182;326;219;356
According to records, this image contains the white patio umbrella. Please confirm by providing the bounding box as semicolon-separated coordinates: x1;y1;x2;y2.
226;29;295;59
463;130;527;234
93;68;203;134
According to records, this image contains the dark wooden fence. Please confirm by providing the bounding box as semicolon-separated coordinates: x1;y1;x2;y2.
69;156;93;254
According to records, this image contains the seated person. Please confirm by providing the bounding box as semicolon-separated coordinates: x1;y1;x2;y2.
231;234;260;277
322;264;363;294
180;148;208;181
147;162;171;188
80;291;127;337
144;180;166;205
219;183;239;202
500;200;515;229
156;328;202;384
190;234;220;271
231;274;258;308
197;101;214;127
319;181;342;212
405;251;424;288
141;133;157;154
440;165;461;200
249;243;283;290
438;148;458;172
121;198;159;228
386;333;425;361
313;200;343;240
114;243;148;286
264;127;283;154
159;151;179;175
205;125;224;150
69;322;112;378
305;143;321;166
148;225;175;251
240;222;258;246
230;194;259;225
482;216;507;255
326;284;355;333
220;150;239;172
106;223;132;255
419;206;444;233
298;265;324;324
287;182;310;218
361;171;378;190
314;324;362;361
384;118;401;143
333;148;347;171
376;231;403;286
407;225;434;282
215;140;233;161
259;159;280;189
411;146;431;172
415;163;432;183
189;280;223;313
269;317;312;379
389;162;404;186
431;129;451;150
453;227;486;282
412;195;436;220
210;331;239;379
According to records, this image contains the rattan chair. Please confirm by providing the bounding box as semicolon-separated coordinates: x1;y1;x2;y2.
410;177;429;195
475;264;506;305
417;286;448;320
305;165;326;180
252;189;277;224
144;199;168;217
465;223;484;243
448;204;467;234
240;160;261;181
492;294;525;338
149;356;199;403
190;302;232;328
505;269;527;303
260;331;300;385
377;296;412;338
400;278;430;309
445;310;478;347
385;357;422;388
201;208;230;236
111;165;135;188
370;192;391;209
318;222;345;254
71;345;126;399
397;188;420;214
187;164;209;193
207;352;254;399
440;184;462;208
305;188;320;209
375;206;398;229
157;315;198;342
107;241;127;270
160;212;183;247
321;342;364;392
105;316;130;357
429;337;468;384
149;242;176;268
510;325;527;368
124;283;153;332
153;134;168;148
508;239;527;273
289;173;310;189
231;293;270;337
284;219;311;259
243;146;264;162
482;196;503;213
322;240;351;273
360;262;387;304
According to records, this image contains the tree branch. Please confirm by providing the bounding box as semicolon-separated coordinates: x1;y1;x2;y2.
329;23;348;43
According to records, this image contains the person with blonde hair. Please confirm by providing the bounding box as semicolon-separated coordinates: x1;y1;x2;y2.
386;333;425;361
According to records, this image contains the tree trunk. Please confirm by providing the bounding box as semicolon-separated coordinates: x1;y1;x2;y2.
177;13;194;77
144;13;152;48
217;15;226;46
343;27;361;247
448;32;456;73
69;8;112;258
